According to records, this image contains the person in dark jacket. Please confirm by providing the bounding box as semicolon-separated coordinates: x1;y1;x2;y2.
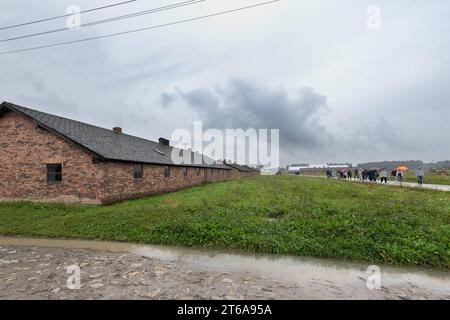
373;170;379;182
367;169;379;182
354;169;360;180
362;169;368;181
368;170;374;182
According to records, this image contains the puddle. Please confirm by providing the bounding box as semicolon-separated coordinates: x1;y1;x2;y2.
1;236;449;296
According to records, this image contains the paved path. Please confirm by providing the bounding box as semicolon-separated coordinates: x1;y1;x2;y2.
301;175;450;192
385;181;450;192
1;237;449;300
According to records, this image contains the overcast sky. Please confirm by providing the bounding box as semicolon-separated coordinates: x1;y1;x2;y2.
1;0;449;166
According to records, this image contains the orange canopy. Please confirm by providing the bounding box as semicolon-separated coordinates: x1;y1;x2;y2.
396;166;409;171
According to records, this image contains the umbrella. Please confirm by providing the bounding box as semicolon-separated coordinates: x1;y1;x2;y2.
396;166;409;171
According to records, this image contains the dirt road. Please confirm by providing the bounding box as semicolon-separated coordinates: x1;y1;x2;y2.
0;237;449;300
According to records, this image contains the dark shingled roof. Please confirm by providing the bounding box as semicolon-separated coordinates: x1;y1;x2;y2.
226;163;254;172
0;102;231;170
243;165;260;173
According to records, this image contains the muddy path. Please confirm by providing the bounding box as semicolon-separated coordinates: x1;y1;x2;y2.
0;236;449;300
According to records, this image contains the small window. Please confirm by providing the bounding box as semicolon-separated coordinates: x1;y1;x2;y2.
183;167;188;177
164;166;170;178
133;164;143;180
197;168;201;176
92;157;100;164
47;164;62;183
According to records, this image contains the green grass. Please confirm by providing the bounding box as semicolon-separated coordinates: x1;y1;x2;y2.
0;176;449;268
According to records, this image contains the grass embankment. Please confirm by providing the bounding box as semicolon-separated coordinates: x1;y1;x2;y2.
0;176;449;268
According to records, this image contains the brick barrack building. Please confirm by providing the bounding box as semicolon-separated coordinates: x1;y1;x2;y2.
0;102;258;204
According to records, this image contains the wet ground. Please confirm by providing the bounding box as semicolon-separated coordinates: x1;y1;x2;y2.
1;237;449;300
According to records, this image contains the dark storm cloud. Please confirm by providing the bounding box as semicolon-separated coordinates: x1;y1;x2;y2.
160;92;177;108
165;79;333;151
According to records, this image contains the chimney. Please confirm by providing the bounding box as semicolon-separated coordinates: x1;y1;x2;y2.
113;127;122;134
158;137;170;146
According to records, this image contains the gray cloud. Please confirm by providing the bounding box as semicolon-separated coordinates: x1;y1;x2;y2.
166;79;333;152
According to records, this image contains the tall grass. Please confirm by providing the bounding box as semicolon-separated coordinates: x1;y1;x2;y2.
0;176;448;268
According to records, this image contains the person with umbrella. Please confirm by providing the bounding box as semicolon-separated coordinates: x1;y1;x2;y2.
396;166;408;183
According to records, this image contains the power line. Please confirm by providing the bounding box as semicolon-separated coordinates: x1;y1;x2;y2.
0;0;281;55
1;0;204;43
0;0;138;31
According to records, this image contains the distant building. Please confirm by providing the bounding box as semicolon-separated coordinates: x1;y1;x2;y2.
287;163;351;174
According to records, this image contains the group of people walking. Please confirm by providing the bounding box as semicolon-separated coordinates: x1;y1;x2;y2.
325;167;425;185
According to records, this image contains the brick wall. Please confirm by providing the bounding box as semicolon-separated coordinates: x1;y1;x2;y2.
97;162;234;204
0;110;258;204
0;111;103;204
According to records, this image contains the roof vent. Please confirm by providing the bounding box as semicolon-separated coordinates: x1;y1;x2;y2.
113;127;122;134
158;137;170;146
154;149;165;155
